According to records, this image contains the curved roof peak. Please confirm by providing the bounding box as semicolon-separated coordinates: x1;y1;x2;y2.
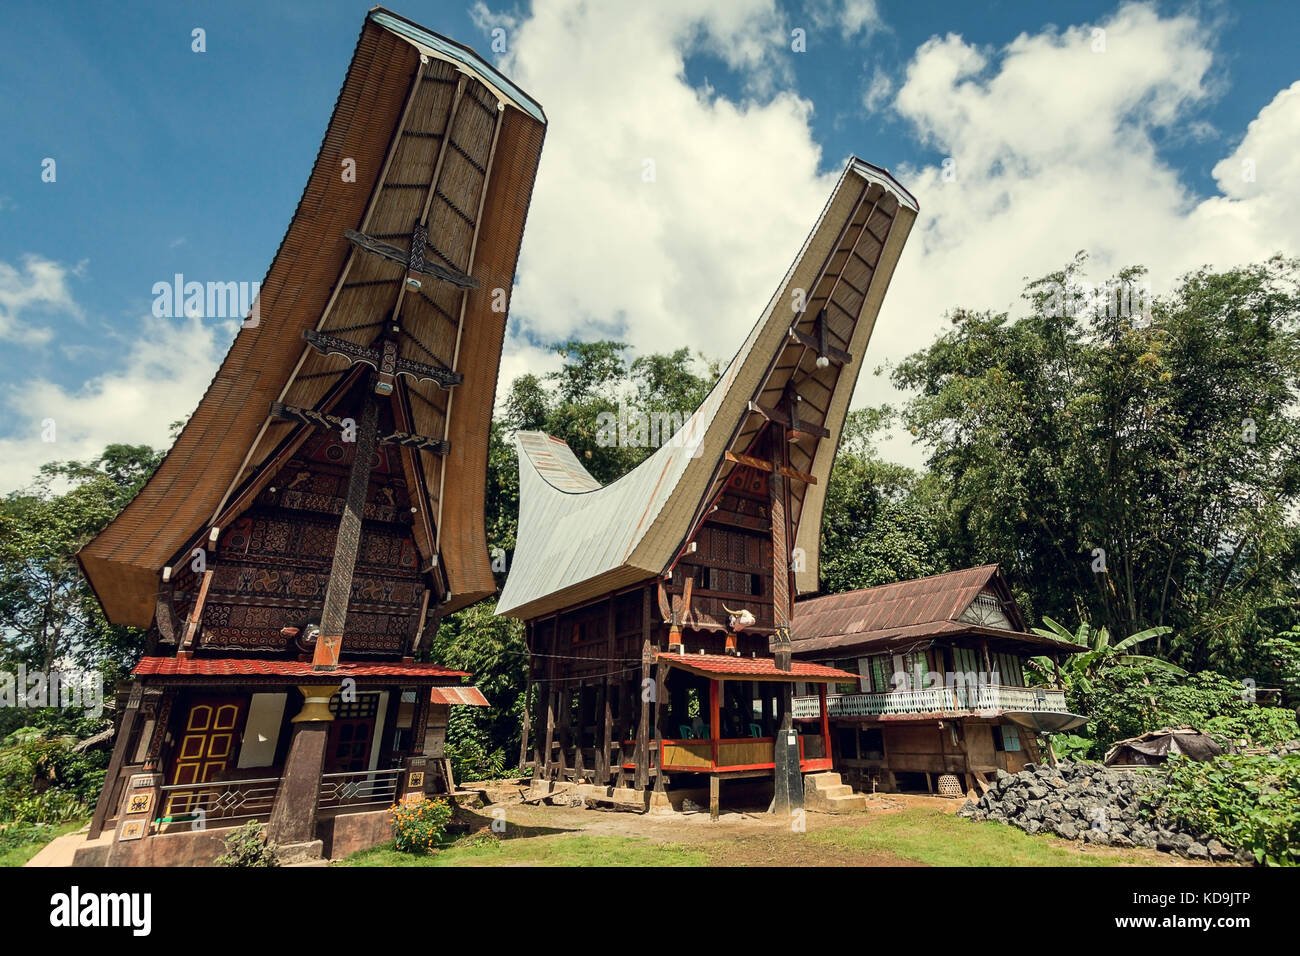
498;156;919;620
516;431;602;494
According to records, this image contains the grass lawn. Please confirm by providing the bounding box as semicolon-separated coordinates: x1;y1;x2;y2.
0;819;88;867
808;808;1117;866
339;833;708;867
340;805;1160;867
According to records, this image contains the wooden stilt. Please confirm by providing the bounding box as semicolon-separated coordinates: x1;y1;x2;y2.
635;636;652;792
653;660;668;794
710;774;720;821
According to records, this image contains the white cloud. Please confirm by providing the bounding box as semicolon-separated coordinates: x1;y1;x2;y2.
860;3;1300;464
0;313;228;491
862;66;893;113
484;0;1298;471
482;0;835;410
809;0;884;40
0;254;82;346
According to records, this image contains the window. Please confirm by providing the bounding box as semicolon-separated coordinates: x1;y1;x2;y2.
859;728;884;760
329;692;379;719
837;727;858;758
835;658;857;695
869;655;890;694
749;574;763;596
992;725;1022;752
953;646;980;677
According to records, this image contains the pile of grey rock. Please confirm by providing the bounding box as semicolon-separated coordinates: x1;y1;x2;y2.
957;760;1246;862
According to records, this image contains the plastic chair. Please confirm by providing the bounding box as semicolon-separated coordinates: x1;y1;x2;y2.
749;723;762;738
679;725;695;739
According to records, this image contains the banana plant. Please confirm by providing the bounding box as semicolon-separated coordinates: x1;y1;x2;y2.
1029;616;1183;695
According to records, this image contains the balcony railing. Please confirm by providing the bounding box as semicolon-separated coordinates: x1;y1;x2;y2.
159;776;281;824
317;769;401;810
792;685;1068;719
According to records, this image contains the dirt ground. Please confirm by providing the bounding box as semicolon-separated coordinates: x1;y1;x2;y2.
457;780;1201;867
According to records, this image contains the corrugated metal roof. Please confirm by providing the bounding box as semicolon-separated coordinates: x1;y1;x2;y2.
791;565;1083;655
657;652;857;682
428;685;490;706
133;657;468;679
497;158;918;619
514;433;602;493
796;565;1003;641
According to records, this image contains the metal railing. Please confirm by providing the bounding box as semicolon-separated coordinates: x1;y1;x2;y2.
159;776;281;824
792;685;1068;719
317;768;401;810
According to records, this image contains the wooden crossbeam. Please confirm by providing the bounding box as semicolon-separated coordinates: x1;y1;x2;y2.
270;401;450;455
302;329;462;389
745;395;830;440
344;228;477;289
723;450;817;485
788;308;852;367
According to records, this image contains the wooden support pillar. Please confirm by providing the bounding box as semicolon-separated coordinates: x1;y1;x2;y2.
594;679;609;783
267;685;337;857
818;682;831;758
709;679;721;770
653;660;668;794
635;637;652;792
314;388;382;671
710;774;720;822
142;689;175;773
539;688;556;781
179;569;214;653
88;683;144;839
572;681;587;780
981;639;993;683
557;686;572;782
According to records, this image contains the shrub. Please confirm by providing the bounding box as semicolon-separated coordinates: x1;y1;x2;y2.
214;821;280;867
1080;666;1300;755
0;821;56;852
1145;752;1300;866
443;706;508;783
390;797;453;854
0;788;89;823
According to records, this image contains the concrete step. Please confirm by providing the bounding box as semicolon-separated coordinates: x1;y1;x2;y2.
804;771;869;813
821;793;869;813
804;772;843;792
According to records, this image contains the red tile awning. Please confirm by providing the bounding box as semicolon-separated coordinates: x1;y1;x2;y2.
429;686;490;706
133;656;469;680
656;652;857;683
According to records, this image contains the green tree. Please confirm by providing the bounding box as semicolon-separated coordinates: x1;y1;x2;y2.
891;255;1300;670
1029;617;1181;696
0;444;161;680
818;406;950;592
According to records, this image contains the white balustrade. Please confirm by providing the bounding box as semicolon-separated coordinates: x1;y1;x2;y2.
793;685;1067;719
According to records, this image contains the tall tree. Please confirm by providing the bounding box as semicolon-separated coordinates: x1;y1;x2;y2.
0;443;162;680
891;255;1300;670
818;406;951;593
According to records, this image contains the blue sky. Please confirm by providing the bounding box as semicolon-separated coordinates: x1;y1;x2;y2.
1;0;1297;487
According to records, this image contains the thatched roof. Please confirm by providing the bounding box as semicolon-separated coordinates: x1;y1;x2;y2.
79;9;546;627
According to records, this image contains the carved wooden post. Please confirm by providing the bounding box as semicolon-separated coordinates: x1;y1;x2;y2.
770;434;803;814
314;386;381;671
635;637;652;792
